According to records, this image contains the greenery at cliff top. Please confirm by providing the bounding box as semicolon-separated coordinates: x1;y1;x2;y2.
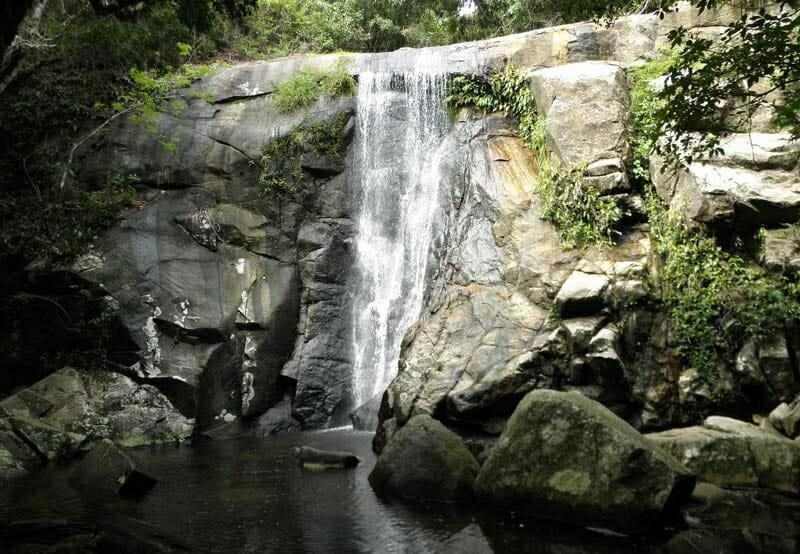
447;65;623;249
273;61;356;112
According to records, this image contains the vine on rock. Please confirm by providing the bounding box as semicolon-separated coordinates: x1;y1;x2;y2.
447;64;623;248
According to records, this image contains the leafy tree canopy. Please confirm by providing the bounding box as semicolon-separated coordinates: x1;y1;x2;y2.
87;0;256;30
654;1;799;167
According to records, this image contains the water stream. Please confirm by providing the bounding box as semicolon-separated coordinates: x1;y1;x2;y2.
350;51;454;406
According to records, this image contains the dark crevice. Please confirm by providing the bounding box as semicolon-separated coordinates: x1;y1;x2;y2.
10;426;49;464
212;91;273;105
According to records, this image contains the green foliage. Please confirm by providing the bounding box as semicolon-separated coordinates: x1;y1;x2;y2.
448;65;623;248
448;64;538;147
654;3;800;168
228;0;368;57
455;0;650;42
174;0;257;31
628;47;681;186
117;59;219;131
645;187;800;389
259;114;347;194
0;173;139;266
531;120;624;249
273;61;355;112
0;2;203;188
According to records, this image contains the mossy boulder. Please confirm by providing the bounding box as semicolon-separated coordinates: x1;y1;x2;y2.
368;415;480;503
474;390;694;533
647;416;800;493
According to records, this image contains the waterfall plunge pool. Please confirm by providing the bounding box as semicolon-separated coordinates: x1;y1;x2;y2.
2;428;798;553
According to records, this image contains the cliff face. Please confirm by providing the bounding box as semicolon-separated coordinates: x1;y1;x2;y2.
2;2;799;480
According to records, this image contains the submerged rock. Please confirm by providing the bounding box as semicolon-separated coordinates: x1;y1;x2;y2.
291;446;361;470
369;415;480;503
474;390;694;534
349;394;382;432
69;440;157;497
647;416;800;493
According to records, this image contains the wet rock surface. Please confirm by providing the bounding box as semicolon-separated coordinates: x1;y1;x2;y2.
291;445;361;469
69;440;157;497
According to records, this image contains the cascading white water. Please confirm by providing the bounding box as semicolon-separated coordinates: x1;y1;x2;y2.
350;52;452;407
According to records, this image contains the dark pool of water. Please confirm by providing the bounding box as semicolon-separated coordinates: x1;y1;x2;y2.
2;429;799;553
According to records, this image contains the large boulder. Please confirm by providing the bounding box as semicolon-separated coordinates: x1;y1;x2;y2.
474;390;695;533
0;367;192;451
734;337;799;403
368;415;480;503
652;132;800;229
0;422;42;480
554;271;610;317
647;416;800;493
528;61;632;193
349;394;382;432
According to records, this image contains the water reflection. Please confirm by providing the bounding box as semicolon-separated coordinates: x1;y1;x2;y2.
1;429;798;553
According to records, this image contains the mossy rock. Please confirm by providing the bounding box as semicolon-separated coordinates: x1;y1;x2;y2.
475;390;694;534
368;414;479;503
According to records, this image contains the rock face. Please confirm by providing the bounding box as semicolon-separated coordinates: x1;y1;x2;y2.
0;367;191;479
70;54;359;432
474;390;695;533
647;416;800;493
375;106;652;450
652;133;800;229
529;62;632;193
369;415;480;503
763;227;800;272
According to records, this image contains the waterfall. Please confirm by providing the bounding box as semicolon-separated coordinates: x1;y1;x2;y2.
350;51;453;407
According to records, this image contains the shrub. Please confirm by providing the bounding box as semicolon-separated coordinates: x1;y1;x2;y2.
0;174;139;267
273;60;356;112
228;0;368;58
259;114;348;194
645;188;800;390
628;48;681;186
